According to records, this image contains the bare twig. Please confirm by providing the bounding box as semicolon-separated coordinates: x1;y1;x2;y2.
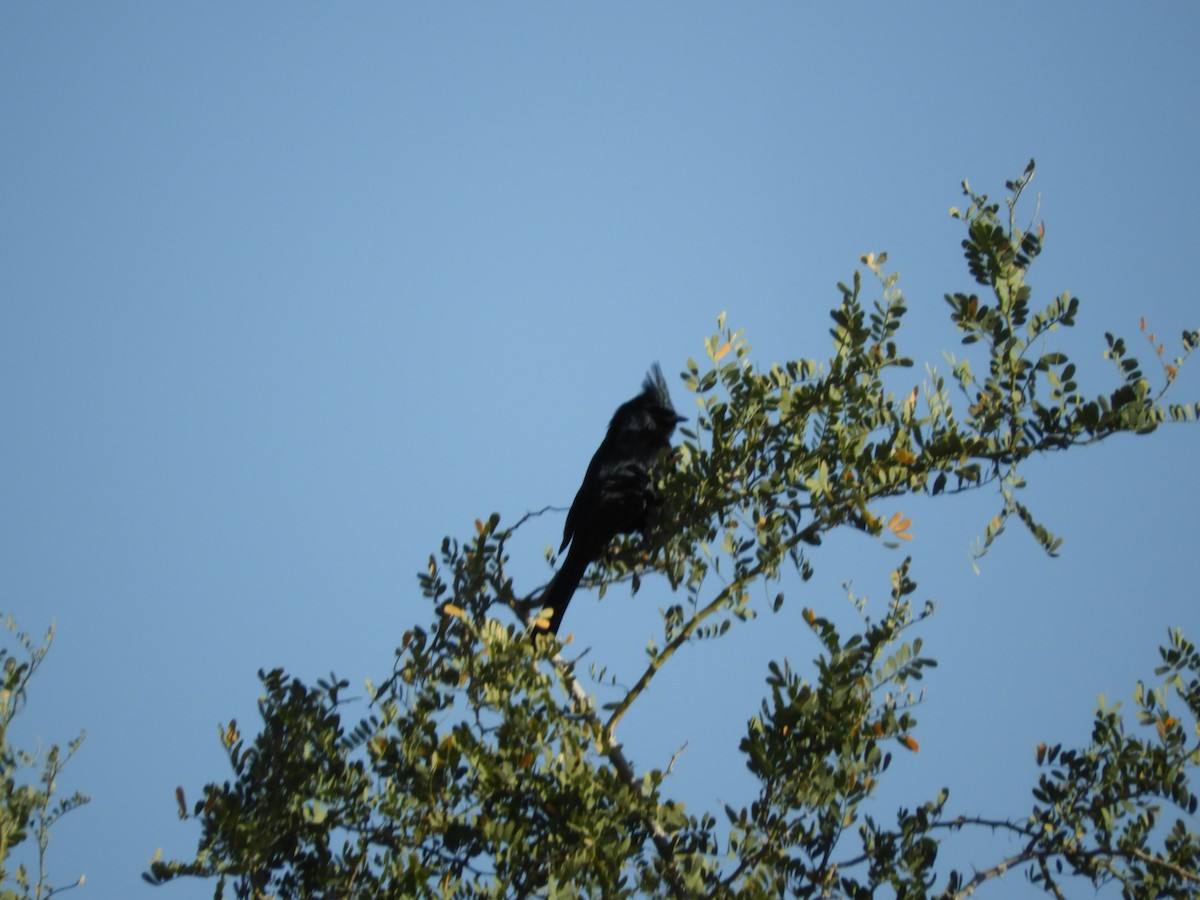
665;741;689;777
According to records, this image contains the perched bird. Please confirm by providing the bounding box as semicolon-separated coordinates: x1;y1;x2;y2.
537;364;685;635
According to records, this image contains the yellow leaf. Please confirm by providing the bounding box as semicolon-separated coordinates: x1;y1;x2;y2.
901;735;919;752
443;604;465;619
894;448;916;465
713;341;731;362
804;609;816;625
887;513;913;540
475;518;484;533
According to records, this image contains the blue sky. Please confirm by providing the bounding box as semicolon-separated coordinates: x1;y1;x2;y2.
2;4;1198;897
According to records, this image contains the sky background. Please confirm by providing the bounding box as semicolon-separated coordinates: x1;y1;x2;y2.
2;4;1198;897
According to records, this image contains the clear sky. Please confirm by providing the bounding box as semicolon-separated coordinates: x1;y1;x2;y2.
2;4;1198;897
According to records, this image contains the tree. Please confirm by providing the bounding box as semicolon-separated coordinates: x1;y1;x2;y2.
0;616;89;900
147;162;1200;898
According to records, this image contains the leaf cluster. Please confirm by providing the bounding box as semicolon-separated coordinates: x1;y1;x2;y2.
1021;629;1200;897
0;616;88;900
725;559;938;897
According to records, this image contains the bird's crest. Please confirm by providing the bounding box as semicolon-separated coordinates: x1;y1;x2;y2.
642;363;672;410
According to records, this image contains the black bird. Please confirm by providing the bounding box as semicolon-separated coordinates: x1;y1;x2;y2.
537;364;685;635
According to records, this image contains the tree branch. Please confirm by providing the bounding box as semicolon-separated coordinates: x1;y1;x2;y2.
556;653;691;900
604;520;823;736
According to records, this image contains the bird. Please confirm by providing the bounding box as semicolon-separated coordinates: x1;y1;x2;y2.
535;364;686;635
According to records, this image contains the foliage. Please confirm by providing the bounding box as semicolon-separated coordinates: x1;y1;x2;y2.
0;616;88;900
147;163;1200;898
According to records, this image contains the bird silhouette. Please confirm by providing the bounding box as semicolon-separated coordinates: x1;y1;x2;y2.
537;364;685;635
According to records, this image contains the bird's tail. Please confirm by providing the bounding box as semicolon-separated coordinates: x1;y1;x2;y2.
535;543;592;635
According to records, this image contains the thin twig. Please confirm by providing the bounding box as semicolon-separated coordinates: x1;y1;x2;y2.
1128;847;1200;885
665;741;689;777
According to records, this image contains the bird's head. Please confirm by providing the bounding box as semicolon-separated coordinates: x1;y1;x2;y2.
608;363;686;441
